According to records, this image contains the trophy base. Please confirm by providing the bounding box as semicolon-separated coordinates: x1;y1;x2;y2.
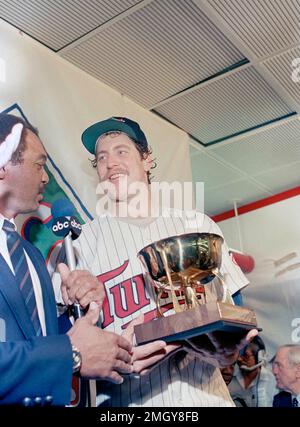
134;301;258;345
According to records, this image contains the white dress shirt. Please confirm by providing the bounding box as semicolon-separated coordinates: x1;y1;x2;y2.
0;215;46;335
228;364;276;407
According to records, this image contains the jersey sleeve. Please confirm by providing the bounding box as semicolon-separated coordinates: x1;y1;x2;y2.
203;215;249;296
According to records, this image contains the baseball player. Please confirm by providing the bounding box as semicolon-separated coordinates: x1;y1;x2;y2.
71;117;257;407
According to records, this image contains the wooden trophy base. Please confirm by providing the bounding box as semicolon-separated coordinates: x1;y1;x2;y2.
134;301;258;345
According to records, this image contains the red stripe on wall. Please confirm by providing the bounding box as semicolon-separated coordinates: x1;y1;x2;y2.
212;186;300;223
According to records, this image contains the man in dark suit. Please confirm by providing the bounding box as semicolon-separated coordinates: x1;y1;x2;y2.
273;391;293;407
272;344;300;407
0;113;133;405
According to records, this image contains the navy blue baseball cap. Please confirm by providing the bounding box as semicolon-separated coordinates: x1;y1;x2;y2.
81;116;148;155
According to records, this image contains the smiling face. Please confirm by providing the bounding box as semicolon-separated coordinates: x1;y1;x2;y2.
0;129;49;218
95;132;152;203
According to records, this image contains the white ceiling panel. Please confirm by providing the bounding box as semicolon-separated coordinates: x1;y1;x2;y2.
203;179;271;215
190;148;244;190
253;161;300;193
62;0;245;108
205;0;300;59
0;0;139;50
262;46;300;106
155;66;293;143
211;118;300;176
189;146;204;157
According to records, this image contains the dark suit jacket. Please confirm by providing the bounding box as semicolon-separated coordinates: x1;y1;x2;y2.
273;391;293;407
0;240;72;406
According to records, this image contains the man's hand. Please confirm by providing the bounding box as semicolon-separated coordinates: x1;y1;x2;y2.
67;302;133;384
183;328;258;368
122;314;181;375
58;263;105;309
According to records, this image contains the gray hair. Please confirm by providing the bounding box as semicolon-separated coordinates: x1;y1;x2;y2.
281;344;300;366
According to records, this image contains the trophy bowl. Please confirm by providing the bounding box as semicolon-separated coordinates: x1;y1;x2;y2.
138;233;223;312
134;233;258;345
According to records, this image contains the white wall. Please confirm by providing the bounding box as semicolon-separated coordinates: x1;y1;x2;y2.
218;194;300;357
0;20;192;216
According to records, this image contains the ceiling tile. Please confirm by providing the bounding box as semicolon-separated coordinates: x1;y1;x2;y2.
262;45;300;106
190;148;244;190
211;118;300;175
155;66;293;144
203;180;271;215
62;0;245;108
254;162;300;193
0;0;140;50
189;146;204;157
205;0;300;58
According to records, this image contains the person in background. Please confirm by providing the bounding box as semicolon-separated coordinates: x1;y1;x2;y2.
220;364;235;386
228;335;275;407
272;344;300;407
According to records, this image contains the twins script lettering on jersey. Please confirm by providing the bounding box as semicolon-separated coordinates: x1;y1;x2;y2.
98;260;151;328
97;260;191;329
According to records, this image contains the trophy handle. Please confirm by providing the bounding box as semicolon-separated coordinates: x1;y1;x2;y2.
155;287;164;317
159;249;182;313
212;268;229;303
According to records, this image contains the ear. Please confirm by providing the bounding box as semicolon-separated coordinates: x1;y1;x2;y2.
143;154;154;172
0;167;7;180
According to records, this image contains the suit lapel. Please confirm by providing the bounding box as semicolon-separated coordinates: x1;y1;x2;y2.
0;254;35;338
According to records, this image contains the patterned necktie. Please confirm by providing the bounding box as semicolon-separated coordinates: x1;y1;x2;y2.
2;219;42;336
293;397;298;407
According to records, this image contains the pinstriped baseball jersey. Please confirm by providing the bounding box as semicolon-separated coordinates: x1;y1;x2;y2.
74;208;248;407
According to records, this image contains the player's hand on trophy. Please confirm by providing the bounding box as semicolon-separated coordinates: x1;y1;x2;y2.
67;302;133;383
123;314;181;375
183;328;258;367
58;262;105;309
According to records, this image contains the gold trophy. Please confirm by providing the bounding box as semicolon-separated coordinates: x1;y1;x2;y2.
134;233;258;345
